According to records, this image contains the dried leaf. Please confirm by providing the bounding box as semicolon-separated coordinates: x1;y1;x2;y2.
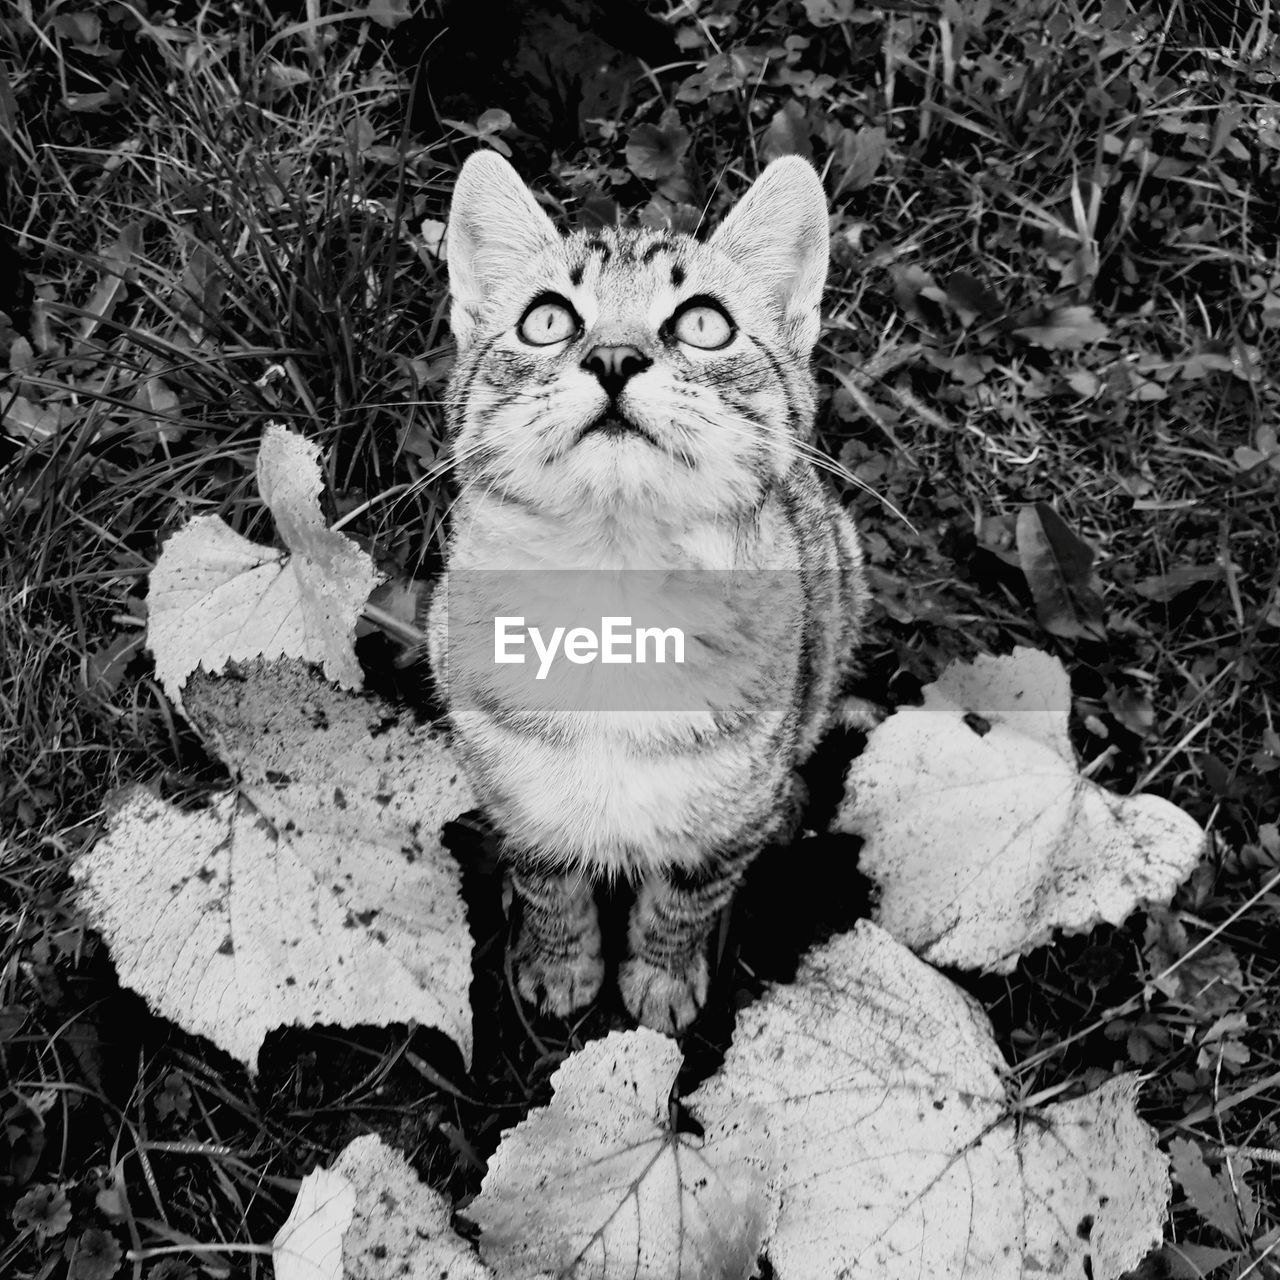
147;424;380;708
1016;502;1107;640
273;1167;354;1280
692;923;1170;1279
834;648;1206;972
471;1028;776;1280
74;660;476;1070
331;1135;491;1279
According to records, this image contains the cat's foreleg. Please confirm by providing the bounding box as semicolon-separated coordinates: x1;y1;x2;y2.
618;860;743;1036
508;864;604;1018
619;769;806;1035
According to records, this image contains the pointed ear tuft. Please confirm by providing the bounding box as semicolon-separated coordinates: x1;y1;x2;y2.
446;151;558;348
709;157;829;351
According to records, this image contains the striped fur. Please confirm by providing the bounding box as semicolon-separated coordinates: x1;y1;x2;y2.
430;152;867;1033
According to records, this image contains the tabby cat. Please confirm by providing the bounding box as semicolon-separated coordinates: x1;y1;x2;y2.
428;150;866;1034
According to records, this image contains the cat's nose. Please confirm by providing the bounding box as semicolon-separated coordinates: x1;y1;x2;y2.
580;344;652;400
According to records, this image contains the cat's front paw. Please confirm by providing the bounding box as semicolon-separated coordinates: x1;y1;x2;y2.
511;936;604;1019
618;954;709;1036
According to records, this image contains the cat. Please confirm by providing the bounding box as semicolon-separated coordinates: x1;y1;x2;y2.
427;149;867;1035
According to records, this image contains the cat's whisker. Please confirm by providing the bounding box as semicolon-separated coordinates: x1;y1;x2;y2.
449;423;549;560
677;399;915;532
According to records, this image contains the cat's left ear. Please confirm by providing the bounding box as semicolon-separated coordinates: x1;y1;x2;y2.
709;157;829;352
446;150;559;348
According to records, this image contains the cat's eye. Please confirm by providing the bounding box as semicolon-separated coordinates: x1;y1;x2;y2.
517;295;580;346
671;301;734;350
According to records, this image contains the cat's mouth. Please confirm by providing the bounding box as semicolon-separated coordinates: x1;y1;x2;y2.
576;411;660;449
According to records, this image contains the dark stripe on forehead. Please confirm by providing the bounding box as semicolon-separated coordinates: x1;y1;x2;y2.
569;262;584;286
641;239;675;264
671;264;685;288
583;237;612;265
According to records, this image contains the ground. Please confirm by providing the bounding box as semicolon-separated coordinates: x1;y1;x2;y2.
1;1;1278;1277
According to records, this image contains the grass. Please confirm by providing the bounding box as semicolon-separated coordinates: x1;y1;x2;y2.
2;0;1279;1276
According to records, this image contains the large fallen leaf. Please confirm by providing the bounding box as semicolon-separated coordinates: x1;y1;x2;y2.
74;660;476;1070
470;1028;777;1280
275;1135;490;1280
273;1166;354;1280
690;923;1169;1279
835;647;1205;971
333;1134;491;1279
148;423;379;708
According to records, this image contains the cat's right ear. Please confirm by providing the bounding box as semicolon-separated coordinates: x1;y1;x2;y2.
445;151;558;349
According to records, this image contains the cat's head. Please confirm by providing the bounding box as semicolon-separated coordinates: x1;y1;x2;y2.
444;150;829;518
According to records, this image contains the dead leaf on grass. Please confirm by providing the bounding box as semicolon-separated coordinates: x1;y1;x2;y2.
332;1134;491;1279
147;423;380;709
274;1135;489;1280
471;1028;777;1280
274;1166;353;1280
835;647;1206;972
691;923;1170;1279
74;660;476;1071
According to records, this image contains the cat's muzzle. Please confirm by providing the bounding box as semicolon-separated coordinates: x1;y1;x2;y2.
576;410;660;449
